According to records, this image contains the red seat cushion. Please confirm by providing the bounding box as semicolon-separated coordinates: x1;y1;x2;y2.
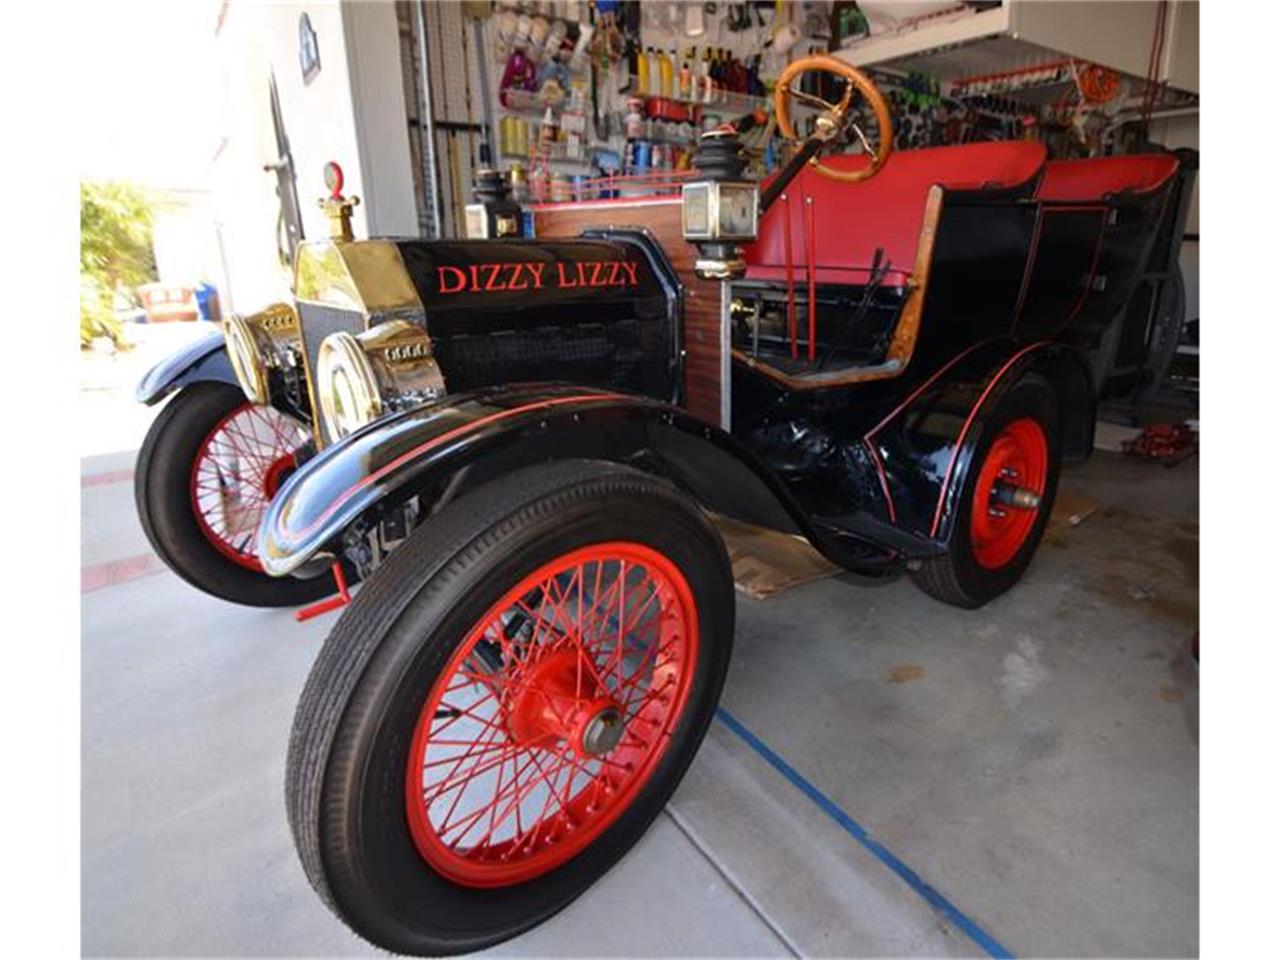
1036;154;1179;202
745;141;1047;284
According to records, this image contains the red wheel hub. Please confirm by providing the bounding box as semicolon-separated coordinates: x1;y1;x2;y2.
969;417;1048;570
405;542;699;888
189;404;308;571
504;648;627;758
262;453;297;498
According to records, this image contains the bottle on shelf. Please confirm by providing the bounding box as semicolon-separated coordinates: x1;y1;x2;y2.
538;105;559;149
624;97;645;139
658;48;673;98
509;163;530;204
637;45;650;96
678;50;692;101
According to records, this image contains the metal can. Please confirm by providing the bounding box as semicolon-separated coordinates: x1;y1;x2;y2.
633;140;652;171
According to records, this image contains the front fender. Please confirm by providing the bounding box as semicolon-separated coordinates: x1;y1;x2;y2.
135;329;238;404
866;339;1089;544
259;383;897;579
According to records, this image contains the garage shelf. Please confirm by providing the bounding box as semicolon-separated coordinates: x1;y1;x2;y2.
833;1;1198;107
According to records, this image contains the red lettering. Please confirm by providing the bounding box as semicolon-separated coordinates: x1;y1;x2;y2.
607;261;624;286
507;263;528;291
577;263;588;286
589;262;606;286
556;262;579;288
526;263;546;289
468;265;481;291
620;262;640;286
437;265;468;294
483;263;505;291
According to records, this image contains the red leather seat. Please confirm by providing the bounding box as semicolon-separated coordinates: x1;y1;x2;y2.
1036;154;1179;202
745;141;1047;285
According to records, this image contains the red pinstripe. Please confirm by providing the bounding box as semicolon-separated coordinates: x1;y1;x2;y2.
276;393;628;545
928;341;1054;538
863;439;897;524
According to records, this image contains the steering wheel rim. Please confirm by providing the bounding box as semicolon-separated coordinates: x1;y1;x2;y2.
774;54;894;184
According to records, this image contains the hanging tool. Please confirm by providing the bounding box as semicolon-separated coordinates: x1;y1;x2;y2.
460;10;479;170
466;7;496;166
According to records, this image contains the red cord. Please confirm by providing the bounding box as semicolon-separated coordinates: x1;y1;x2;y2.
782;193;796;360
804;199;817;364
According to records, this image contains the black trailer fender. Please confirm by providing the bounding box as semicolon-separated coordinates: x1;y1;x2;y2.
259;384;900;579
865;338;1095;544
135;329;239;404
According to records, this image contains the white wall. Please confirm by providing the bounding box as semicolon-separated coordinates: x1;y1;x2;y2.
342;0;419;237
151;190;221;287
209;0;417;313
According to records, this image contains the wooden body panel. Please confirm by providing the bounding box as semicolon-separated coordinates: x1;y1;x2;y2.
531;199;725;427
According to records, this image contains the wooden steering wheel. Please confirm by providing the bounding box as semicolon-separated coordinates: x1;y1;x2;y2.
774;54;894;184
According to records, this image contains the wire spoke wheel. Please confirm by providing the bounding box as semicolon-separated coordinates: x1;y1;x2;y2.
406;542;699;887
287;461;734;954
969;417;1048;570
189;404;308;570
136;383;336;607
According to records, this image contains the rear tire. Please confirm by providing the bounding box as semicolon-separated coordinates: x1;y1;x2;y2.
286;460;735;955
135;383;334;607
911;375;1061;608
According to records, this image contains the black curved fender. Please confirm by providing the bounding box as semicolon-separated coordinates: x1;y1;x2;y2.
258;384;899;579
864;338;1093;545
135;329;238;404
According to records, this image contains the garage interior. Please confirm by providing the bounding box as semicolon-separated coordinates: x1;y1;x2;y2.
80;1;1199;957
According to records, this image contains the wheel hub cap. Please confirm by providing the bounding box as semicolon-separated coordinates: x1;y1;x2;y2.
504;649;626;757
581;706;625;757
969;417;1049;570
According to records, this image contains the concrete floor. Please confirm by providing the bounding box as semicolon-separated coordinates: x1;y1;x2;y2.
82;435;1198;958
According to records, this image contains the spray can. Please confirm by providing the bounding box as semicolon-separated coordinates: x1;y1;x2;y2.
658;49;673;98
637;45;650;95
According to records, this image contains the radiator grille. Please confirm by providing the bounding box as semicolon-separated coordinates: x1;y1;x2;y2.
433;317;671;399
295;303;366;445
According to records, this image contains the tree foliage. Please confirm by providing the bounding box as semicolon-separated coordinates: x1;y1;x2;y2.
80;180;157;346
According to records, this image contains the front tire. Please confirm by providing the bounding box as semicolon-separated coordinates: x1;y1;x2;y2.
134;382;334;607
911;374;1062;608
287;460;735;955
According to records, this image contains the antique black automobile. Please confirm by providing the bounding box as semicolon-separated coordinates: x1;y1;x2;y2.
135;57;1188;955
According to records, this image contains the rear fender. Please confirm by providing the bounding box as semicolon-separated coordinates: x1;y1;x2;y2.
865;339;1093;545
259;384;897;579
135;330;238;404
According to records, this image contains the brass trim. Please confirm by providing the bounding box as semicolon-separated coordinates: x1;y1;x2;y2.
731;185;942;391
293;239;423;313
316;331;382;440
224;314;268;404
223;302;301;405
291;239;425;448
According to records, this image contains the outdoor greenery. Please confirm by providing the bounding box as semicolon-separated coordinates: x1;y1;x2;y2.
80;180;157;347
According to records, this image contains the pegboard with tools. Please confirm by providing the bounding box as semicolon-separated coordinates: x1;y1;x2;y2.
462;1;842;207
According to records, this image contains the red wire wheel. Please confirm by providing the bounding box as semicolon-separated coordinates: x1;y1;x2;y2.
188;403;308;571
404;541;699;887
969;417;1049;570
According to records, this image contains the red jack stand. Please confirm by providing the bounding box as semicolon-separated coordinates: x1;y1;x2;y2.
295;562;352;622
